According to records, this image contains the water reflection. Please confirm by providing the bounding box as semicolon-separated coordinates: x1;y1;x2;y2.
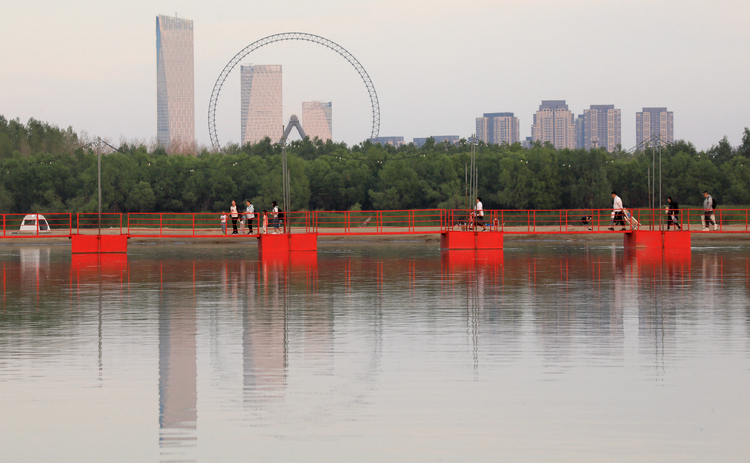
0;244;749;462
158;285;197;461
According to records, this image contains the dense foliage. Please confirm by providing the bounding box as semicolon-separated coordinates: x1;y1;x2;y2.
2;115;750;214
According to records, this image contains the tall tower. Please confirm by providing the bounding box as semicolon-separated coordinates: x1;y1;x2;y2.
581;105;621;152
475;113;519;145
302;102;332;142
636;107;674;147
531;100;576;149
156;15;195;150
241;65;283;145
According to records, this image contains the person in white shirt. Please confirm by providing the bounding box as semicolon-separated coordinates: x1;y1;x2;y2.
220;212;227;235
702;191;716;231
608;191;626;231
245;200;255;234
230;200;239;235
475;197;486;231
271;201;280;234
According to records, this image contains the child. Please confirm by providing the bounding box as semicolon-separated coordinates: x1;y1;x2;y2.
220;211;227;235
261;210;268;234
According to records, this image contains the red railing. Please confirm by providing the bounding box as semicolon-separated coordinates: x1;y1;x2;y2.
76;213;122;235
312;209;446;235
1;213;72;237
1;209;748;238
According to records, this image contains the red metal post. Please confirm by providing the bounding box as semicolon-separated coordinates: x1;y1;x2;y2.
717;209;721;232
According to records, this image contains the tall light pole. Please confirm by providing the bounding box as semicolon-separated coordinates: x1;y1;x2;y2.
97;137;102;235
279;116;306;232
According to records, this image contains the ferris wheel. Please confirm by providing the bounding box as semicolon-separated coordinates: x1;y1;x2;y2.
207;32;380;150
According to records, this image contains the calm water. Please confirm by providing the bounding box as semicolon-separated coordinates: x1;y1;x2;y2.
1;241;749;462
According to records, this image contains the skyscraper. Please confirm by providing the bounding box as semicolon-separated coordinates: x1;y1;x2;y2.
476;113;519;145
579;105;622;152
302;101;332;142
241;65;283;145
636;107;674;147
156;15;195;150
531;100;576;150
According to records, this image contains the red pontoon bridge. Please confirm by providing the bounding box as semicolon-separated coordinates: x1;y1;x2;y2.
2;208;746;254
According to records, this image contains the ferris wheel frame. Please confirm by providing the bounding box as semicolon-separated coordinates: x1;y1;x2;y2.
207;32;381;150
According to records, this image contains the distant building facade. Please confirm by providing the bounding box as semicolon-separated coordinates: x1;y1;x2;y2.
369;136;405;147
578;105;622;152
302;101;332;142
531;100;576;150
413;136;460;147
241;64;283;145
636;107;674;147
476;113;519;145
156;14;195;150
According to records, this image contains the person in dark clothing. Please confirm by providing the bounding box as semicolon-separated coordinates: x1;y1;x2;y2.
667;196;681;230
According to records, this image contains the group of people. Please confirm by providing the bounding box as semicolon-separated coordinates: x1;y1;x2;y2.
608;190;718;231
220;200;284;235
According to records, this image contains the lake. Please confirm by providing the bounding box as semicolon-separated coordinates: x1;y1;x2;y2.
1;240;749;462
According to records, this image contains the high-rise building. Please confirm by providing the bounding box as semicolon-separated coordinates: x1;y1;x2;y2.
636;107;674;147
156;15;195;150
476;113;520;145
241;65;283;145
302;101;332;142
531;100;576;150
578;105;622;152
575;114;586;149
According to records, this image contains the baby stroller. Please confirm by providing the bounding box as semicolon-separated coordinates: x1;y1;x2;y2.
622;209;640;230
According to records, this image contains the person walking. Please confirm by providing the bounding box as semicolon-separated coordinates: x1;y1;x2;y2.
245;200;255;234
261;210;268;234
220;211;227;235
608;191;626;231
703;191;716;231
230;200;239;235
475;197;486;231
271;201;280;234
667;196;681;230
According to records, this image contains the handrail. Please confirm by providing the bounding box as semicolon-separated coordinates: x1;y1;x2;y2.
2;208;749;238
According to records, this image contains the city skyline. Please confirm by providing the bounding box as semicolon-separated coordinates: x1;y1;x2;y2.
1;1;748;151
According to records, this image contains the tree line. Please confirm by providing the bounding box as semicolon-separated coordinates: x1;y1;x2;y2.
2;115;750;214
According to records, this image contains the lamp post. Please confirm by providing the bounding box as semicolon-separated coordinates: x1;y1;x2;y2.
97;137;102;235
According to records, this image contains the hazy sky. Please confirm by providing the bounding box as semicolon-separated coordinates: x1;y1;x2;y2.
2;0;748;150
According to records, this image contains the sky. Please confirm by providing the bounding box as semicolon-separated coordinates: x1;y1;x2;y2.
1;0;749;151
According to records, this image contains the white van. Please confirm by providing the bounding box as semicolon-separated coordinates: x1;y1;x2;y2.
19;214;51;233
